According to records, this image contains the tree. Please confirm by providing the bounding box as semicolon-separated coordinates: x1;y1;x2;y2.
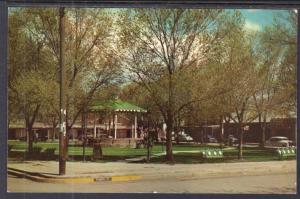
251;32;281;147
118;9;244;162
265;11;297;114
38;80;60;141
251;11;297;146
24;8;122;153
216;18;257;159
8;9;54;154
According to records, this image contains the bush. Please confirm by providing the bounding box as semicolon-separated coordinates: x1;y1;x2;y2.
44;148;56;157
32;146;43;154
24;146;43;159
136;142;144;149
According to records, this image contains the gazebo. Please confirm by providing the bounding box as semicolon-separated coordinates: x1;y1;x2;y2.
87;99;147;140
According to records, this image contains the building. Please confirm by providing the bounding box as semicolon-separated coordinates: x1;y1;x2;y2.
8;100;147;147
183;117;296;143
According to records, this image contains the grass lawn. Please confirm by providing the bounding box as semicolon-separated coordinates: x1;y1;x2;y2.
8;140;213;156
148;146;283;164
8;140;287;163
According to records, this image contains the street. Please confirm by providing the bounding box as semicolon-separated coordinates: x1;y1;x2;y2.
8;173;296;193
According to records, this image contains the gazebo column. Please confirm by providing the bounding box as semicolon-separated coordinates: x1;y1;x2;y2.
131;124;134;138
114;113;118;139
93;111;96;138
134;113;137;139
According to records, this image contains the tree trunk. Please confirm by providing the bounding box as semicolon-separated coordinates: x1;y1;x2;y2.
175;115;180;144
82;111;87;161
219;116;224;148
108;114;111;137
52;127;55;141
175;129;179;144
52;121;56;141
25;104;40;155
200;129;204;144
27;125;34;154
165;68;175;163
93;142;103;160
165;117;174;163
261;114;267;148
258;113;264;148
238;125;243;160
146;130;153;163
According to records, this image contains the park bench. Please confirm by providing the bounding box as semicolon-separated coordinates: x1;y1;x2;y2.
200;149;224;160
276;147;296;160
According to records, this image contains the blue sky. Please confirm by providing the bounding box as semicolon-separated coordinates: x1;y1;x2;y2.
239;9;292;32
8;8;294;32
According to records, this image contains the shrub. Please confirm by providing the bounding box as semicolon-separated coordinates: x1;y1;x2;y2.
25;146;43;159
32;146;43;154
44;148;56;157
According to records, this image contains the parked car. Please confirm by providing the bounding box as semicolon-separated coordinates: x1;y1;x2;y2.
265;136;293;148
227;134;238;146
77;134;95;145
205;135;218;143
157;136;166;142
177;134;194;142
39;136;48;142
19;136;27;141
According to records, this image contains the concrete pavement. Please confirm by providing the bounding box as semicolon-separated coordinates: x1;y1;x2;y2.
8;173;296;193
8;160;296;183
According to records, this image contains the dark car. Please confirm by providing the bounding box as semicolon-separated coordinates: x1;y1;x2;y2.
19;136;27;141
205;135;218;143
39;135;48;142
227;134;238;146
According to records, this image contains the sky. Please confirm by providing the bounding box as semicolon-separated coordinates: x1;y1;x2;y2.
239;9;292;32
8;7;294;33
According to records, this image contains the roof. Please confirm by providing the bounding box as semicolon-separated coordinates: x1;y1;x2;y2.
202;125;220;128
89;99;147;113
9;121;52;129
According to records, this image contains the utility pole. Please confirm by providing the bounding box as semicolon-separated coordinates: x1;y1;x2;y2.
59;7;66;175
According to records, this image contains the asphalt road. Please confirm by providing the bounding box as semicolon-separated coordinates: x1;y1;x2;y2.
8;173;296;194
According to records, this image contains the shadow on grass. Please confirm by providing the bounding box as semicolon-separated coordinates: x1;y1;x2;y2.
8;151;146;163
8;144;295;164
135;153;227;164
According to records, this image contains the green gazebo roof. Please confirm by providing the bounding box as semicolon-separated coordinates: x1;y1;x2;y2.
89;99;147;113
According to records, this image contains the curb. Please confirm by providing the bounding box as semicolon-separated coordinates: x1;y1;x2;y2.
8;168;95;184
8;167;142;183
105;175;142;182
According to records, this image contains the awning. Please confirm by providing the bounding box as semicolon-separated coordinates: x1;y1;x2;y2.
202;125;220;128
89;99;147;113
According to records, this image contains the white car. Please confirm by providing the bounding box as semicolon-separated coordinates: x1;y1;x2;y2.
177;134;194;142
265;136;293;148
171;131;194;142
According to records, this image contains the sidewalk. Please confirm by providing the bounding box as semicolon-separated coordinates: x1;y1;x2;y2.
8;160;296;183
